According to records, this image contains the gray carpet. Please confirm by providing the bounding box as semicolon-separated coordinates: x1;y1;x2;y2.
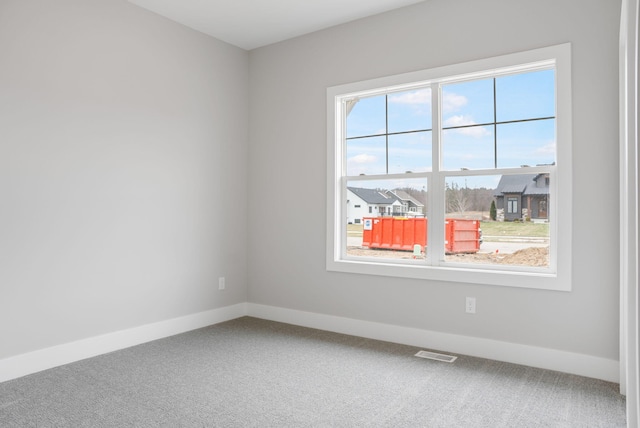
0;317;626;427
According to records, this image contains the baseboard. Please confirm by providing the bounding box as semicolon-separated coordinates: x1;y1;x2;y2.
246;303;620;383
0;303;248;384
1;302;619;385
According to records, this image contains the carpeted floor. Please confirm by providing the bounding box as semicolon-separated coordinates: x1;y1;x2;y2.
0;317;626;427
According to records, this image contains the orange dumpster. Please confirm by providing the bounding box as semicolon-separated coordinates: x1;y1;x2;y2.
362;217;480;254
363;217;426;251
445;219;481;254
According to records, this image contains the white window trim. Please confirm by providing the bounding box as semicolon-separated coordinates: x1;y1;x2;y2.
326;43;572;291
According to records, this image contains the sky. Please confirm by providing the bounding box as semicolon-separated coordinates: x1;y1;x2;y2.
345;68;556;187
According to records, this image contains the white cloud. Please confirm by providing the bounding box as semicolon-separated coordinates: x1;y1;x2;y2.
442;92;467;113
444;115;474;127
535;141;556;156
388;89;430;105
385;90;468;113
457;127;491;138
347;153;385;175
349;153;378;164
444;115;491;137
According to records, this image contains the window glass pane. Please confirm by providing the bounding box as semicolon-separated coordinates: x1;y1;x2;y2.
496;69;555;122
346;136;386;176
444;174;550;268
445;175;500;217
387;88;432;133
496;119;556;168
346;178;428;261
346;95;386;138
442;78;494;129
388;131;432;174
441;126;495;170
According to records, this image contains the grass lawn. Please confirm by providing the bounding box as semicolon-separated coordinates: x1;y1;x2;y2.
480;220;549;237
347;224;364;236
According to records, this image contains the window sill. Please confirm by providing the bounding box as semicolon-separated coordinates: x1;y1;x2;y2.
327;257;570;291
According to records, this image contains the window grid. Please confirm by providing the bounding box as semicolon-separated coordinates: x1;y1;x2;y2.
345;81;555;176
342;68;554;268
327;43;571;289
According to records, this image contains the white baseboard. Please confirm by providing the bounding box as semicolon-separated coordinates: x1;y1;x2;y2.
246;303;620;383
1;302;619;385
0;303;247;383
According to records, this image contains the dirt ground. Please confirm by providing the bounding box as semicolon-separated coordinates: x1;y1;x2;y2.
346;246;549;267
445;246;549;266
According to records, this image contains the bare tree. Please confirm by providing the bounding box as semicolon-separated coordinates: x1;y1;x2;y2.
446;182;470;214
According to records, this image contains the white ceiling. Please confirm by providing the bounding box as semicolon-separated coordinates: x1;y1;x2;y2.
128;0;426;51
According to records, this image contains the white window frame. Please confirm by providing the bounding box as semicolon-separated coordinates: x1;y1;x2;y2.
326;44;572;291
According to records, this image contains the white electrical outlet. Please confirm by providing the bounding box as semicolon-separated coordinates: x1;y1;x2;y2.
465;297;476;314
218;277;225;290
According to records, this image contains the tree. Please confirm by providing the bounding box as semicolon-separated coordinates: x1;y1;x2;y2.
446;182;469;214
490;200;497;221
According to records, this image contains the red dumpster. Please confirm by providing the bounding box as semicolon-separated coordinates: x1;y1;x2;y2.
362;217;480;254
445;219;481;254
362;217;426;250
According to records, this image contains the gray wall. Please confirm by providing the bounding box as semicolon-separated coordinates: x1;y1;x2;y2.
248;0;622;360
0;0;249;359
0;0;623;366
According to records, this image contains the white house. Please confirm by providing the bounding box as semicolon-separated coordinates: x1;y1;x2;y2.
346;187;401;223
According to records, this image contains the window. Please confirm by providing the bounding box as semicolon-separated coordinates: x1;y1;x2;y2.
539;200;547;215
327;44;572;290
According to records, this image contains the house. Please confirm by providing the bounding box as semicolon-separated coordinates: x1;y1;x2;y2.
346;187;424;223
346;187;401;223
494;174;550;221
1;0;637;422
386;189;426;217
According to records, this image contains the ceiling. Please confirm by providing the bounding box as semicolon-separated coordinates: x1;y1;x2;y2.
127;0;426;51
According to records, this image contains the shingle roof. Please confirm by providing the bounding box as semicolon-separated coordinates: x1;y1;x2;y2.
524;186;549;196
388;189;425;207
501;183;528;193
494;174;549;196
347;187;395;204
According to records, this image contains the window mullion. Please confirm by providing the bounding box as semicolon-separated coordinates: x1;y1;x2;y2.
385;94;389;174
428;83;445;265
547;166;558;273
493;78;498;168
337;101;348;261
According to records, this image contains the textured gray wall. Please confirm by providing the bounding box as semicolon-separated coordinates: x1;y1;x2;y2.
247;0;622;359
0;0;249;359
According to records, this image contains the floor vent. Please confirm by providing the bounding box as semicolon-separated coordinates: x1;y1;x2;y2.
415;350;457;363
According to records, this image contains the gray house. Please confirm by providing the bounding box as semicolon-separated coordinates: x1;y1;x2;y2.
494;174;549;221
385;189;425;216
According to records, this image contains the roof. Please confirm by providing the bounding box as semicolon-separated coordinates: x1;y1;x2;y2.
494;174;549;196
387;189;425;207
347;187;396;204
